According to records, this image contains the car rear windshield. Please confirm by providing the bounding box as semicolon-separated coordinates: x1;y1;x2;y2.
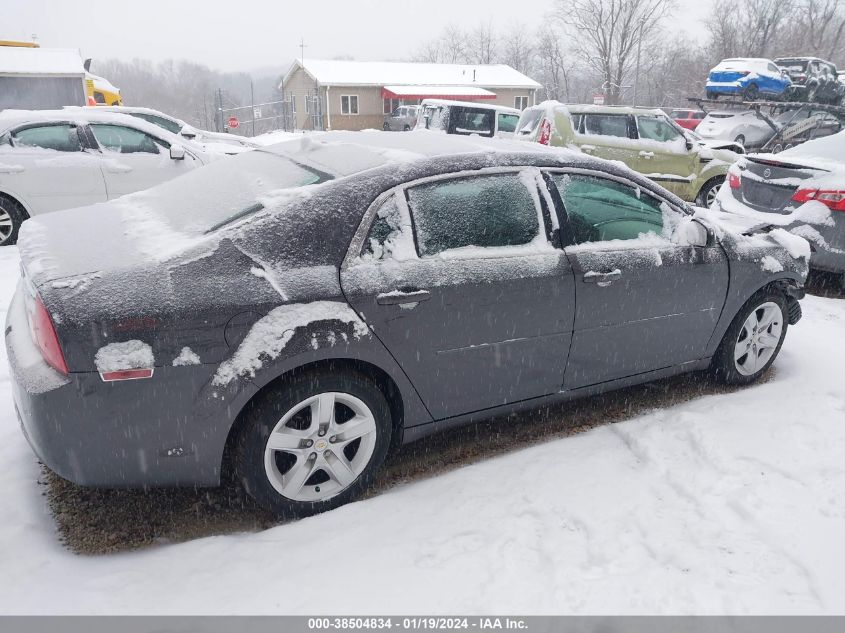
516;108;544;136
120;150;329;236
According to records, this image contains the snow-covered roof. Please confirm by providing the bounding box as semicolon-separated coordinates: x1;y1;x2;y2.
283;59;541;90
0;47;85;76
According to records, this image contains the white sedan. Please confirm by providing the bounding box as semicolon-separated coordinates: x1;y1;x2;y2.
80;106;260;155
0;109;211;245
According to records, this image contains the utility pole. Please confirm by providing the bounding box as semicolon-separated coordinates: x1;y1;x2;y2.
250;80;256;138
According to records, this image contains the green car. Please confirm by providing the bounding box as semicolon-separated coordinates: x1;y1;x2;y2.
514;102;740;207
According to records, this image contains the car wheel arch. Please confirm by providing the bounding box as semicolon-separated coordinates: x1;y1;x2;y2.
0;190;31;220
704;276;803;357
219;357;407;481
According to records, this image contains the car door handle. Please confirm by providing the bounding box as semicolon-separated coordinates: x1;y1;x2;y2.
584;270;622;287
376;289;432;306
639;151;655;159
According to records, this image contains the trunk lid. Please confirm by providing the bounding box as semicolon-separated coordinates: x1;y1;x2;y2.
738;156;830;214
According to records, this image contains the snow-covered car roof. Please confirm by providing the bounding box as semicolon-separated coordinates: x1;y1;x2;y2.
526;100;666;118
0;47;85;76
87;105;185;126
711;58;778;73
419;99;521;115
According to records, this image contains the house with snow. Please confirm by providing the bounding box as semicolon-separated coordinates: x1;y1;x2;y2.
280;59;542;131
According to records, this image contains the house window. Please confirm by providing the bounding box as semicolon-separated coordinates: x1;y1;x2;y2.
514;96;530;111
341;95;359;115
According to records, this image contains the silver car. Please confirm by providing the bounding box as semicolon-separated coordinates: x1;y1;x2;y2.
383;105;419;132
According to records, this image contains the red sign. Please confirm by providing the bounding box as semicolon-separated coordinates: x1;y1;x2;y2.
227;116;239;129
593;93;605;105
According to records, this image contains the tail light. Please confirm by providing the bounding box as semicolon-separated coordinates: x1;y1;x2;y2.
537;118;552;145
792;189;845;212
740;71;750;76
29;296;69;375
728;169;742;189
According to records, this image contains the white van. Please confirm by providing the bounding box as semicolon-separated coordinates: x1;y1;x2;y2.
415;99;522;139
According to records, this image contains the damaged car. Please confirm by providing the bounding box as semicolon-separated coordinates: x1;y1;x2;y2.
6;131;808;518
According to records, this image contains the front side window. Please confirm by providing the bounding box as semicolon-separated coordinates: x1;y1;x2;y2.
498;113;519;134
341;95;359;115
90;124;161;154
551;173;666;244
407;173;540;257
12;124;81;152
582;114;630;138
636;116;683;143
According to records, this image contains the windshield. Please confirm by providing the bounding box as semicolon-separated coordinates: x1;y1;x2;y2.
118;150;329;237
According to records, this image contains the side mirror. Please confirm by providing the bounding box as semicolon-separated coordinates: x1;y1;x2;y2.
170;145;186;160
673;217;711;247
180;125;198;139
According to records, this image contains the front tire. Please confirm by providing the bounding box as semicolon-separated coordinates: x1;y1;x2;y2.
233;369;393;518
0;196;25;246
711;289;788;385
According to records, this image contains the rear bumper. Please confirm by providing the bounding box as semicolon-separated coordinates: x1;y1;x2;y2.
706;82;742;93
5;285;227;488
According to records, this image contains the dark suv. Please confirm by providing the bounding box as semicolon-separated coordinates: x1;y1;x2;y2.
776;57;845;104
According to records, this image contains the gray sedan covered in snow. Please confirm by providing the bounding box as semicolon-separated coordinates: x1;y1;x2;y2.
6;131;807;517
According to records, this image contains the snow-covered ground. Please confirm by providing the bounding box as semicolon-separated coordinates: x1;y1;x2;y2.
1;244;845;615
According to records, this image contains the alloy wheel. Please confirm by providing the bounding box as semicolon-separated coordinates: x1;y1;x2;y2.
0;207;13;244
705;184;720;207
264;392;378;502
733;302;783;376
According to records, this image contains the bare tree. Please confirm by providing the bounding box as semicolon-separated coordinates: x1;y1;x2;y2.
501;24;536;76
782;0;845;59
468;20;498;64
535;25;573;101
440;25;468;63
555;0;677;105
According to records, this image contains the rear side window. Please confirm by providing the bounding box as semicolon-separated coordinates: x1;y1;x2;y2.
12;124;81;152
131;113;183;135
551;173;665;244
450;109;494;137
90;124;161;154
408;173;540;257
498;113;519;134
582;114;630;138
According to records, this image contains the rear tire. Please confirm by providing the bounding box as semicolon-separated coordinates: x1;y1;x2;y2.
696;176;725;208
711;288;789;385
0;195;25;246
743;83;760;101
734;134;746;147
383;123;390;131
233;369;393;519
706;91;718;100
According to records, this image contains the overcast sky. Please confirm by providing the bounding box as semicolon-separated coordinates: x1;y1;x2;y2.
5;0;713;73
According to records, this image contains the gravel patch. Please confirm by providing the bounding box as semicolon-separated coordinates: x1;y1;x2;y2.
43;369;767;555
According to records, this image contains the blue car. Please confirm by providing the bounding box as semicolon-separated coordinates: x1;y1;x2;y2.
706;58;793;101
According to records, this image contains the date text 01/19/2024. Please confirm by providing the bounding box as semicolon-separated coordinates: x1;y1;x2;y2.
307;618;529;630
